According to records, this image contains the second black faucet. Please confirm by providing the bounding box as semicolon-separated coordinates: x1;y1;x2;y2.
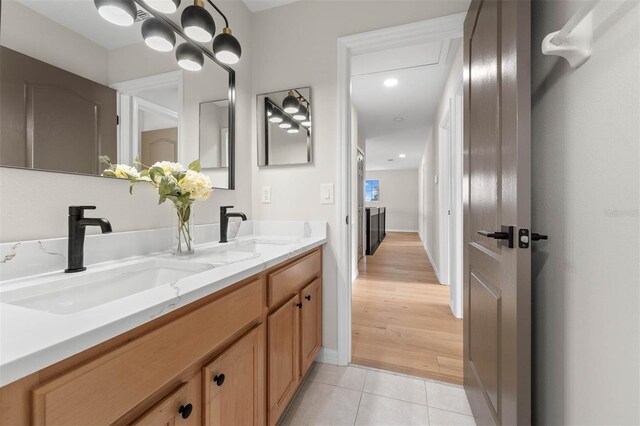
219;206;247;243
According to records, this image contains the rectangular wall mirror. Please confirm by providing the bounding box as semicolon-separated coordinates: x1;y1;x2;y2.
0;0;235;189
257;87;312;166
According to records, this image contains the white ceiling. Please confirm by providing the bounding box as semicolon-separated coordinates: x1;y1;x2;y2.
241;0;300;13
16;0;147;50
352;38;461;171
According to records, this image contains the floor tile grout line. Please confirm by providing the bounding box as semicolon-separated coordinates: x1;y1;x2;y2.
425;380;431;425
353;371;367;426
361;391;428;407
427;405;475;418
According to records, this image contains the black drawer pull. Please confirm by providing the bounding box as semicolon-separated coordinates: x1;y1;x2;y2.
178;403;193;419
213;374;225;386
305;295;311;301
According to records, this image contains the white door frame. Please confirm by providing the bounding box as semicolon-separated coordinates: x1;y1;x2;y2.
450;75;464;318
336;13;465;366
110;71;182;165
439;108;452;286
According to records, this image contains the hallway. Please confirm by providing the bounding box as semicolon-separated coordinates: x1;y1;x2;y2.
352;232;463;384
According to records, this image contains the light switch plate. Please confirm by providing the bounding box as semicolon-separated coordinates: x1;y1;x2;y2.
320;183;334;204
261;186;271;203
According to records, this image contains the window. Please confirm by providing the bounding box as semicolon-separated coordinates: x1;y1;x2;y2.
365;179;380;202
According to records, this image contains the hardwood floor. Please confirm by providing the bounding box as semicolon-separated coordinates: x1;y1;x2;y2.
352;232;463;384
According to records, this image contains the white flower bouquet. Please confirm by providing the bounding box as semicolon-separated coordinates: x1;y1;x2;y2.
100;156;212;255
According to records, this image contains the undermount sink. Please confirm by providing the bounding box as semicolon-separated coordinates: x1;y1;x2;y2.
1;259;213;315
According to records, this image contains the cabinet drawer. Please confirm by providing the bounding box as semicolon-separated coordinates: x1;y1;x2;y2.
32;279;263;425
268;249;321;307
132;373;201;425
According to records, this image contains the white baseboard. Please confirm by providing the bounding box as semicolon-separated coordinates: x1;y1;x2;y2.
315;347;338;365
423;243;443;284
386;228;419;233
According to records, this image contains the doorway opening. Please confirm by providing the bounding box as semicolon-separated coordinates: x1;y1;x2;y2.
338;14;466;384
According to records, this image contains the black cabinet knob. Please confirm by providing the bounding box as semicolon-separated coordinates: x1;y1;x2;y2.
305;295;311;301
214;373;225;386
296;302;303;309
178;403;193;419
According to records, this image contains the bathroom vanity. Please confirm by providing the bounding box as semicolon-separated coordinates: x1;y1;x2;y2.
0;221;326;425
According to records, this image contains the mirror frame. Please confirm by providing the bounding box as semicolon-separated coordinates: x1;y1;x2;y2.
257;86;313;167
0;0;236;190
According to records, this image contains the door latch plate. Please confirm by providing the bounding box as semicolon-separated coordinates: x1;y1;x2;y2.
519;228;529;249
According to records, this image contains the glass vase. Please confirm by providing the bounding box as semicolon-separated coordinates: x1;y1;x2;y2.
172;204;194;256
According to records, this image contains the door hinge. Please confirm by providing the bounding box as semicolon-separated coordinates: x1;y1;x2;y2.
116;114;120;125
346;215;349;225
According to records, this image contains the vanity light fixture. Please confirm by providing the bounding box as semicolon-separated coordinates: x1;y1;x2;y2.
269;108;283;123
293;103;308;121
181;0;215;43
279;118;292;129
213;27;242;65
176;43;204;71
301;119;311;127
384;78;398;87
283;91;300;114
287;122;300;134
144;0;180;13
94;0;137;26
141;18;176;52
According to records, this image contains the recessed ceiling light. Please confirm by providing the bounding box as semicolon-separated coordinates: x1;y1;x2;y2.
393;116;404;122
399;154;406;158
384;78;398;87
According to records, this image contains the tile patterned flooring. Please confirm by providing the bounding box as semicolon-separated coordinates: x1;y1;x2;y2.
280;363;476;426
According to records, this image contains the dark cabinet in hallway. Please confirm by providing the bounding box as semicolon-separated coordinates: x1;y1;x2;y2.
365;207;386;255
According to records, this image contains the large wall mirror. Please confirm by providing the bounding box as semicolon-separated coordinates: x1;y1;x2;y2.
0;0;235;189
257;87;312;166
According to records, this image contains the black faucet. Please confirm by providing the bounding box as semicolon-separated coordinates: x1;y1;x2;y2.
219;205;247;243
65;206;112;273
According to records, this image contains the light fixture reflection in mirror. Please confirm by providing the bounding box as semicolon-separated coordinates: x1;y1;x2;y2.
141;17;176;52
94;0;137;26
176;43;204;71
144;0;181;13
283;90;300;113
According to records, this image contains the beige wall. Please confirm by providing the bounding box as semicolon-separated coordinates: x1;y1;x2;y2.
419;46;462;276
532;1;639;424
250;0;471;354
0;0;254;243
366;169;419;232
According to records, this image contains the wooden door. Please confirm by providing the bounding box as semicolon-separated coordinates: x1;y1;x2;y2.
267;295;300;426
203;325;265;426
357;150;365;261
0;46;116;174
141;127;178;165
300;279;322;377
463;1;531;425
132;374;201;426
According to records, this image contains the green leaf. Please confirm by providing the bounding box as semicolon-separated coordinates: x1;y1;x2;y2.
139;169;150;178
149;166;165;182
134;153;141;165
102;169;117;177
183;205;191;222
98;155;112;165
188;159;201;172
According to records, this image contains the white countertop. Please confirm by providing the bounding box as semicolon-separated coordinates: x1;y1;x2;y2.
0;221;326;387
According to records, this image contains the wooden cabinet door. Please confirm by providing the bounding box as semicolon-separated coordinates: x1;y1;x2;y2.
300;279;322;377
132;373;201;426
203;325;265;426
267;295;300;425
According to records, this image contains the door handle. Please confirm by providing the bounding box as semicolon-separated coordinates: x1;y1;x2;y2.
477;231;510;240
531;233;548;241
477;226;514;248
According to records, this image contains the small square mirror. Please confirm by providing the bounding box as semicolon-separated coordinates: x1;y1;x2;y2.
257;87;312;166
